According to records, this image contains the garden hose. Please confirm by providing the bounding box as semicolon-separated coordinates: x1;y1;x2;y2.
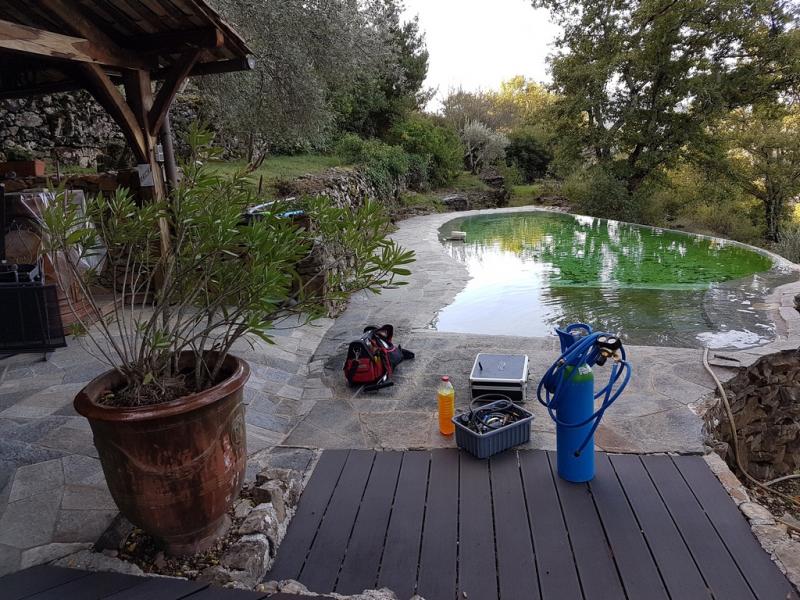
702;347;800;511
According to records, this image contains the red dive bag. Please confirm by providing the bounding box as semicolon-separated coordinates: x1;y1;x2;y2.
343;324;415;391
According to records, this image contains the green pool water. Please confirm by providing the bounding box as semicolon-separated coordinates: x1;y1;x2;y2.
436;211;792;348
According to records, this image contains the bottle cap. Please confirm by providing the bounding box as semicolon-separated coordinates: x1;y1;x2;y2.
441;375;450;382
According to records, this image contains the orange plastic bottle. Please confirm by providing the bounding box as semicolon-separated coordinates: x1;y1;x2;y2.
437;376;455;435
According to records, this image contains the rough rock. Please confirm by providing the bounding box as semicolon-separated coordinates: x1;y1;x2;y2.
220;534;270;586
233;498;254;519
740;502;775;525
54;549;145;576
752;523;789;553
774;540;800;589
441;194;468;211
255;481;287;522
257;579;406;599
197;565;252;588
256;466;303;508
238;503;280;541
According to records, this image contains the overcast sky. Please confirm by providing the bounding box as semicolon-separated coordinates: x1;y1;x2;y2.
402;0;560;110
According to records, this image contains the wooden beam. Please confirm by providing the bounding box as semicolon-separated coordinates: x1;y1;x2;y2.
38;0;151;69
123;27;225;53
150;55;255;80
76;63;147;162
148;49;201;136
0;19;152;70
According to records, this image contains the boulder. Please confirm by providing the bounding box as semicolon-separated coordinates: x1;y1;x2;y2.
442;194;468;211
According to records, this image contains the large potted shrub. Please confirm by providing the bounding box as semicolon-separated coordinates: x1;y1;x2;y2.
40;130;414;554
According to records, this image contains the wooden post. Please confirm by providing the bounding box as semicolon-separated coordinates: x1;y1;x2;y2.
160;112;179;191
122;70;171;259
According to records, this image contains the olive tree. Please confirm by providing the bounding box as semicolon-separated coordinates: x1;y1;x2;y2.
460;121;510;174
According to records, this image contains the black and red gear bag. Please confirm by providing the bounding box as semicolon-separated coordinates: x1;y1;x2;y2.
343;324;415;391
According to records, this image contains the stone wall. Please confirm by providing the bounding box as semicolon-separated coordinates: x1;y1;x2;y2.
277;167;401;316
704;349;800;480
0;90;202;168
275;167;399;210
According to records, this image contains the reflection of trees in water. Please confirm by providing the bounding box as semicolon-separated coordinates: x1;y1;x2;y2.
450;212;772;287
541;285;710;343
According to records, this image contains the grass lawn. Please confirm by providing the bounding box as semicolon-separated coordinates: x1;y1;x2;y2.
209;154;347;181
509;183;542;207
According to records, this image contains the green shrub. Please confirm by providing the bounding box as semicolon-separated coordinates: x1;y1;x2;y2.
774;223;800;262
335;133;368;164
334;133;411;197
505;127;552;182
562;166;634;220
388;114;462;188
642;163;763;243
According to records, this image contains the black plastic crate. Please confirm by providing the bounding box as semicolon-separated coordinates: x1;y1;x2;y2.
452;401;533;459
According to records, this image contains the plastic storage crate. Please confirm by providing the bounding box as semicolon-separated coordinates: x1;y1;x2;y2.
452;401;533;459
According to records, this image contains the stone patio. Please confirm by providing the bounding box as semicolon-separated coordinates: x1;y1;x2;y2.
286;207;800;453
2;205;799;577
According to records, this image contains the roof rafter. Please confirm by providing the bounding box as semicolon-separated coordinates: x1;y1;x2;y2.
0;18;153;70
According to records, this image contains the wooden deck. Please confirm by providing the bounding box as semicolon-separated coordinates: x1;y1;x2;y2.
268;449;797;600
0;564;331;600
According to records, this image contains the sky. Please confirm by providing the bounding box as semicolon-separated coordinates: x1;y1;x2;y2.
401;0;561;110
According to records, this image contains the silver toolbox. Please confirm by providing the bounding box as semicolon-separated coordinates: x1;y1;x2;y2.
469;353;529;404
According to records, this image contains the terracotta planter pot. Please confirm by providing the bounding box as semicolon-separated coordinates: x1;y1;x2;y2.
74;352;250;555
0;160;45;177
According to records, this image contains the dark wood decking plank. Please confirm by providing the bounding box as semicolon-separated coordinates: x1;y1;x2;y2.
609;454;711;600
0;565;91;600
377;451;431;600
547;451;625;600
591;454;668;600
457;453;498;600
268;449;350;581
417;449;460;600
183;587;268;599
267;595;337;600
641;454;755;600
299;450;376;593
672;455;798;600
520;451;582;600
26;571;145;599
490;451;540;600
103;577;209;599
335;451;403;595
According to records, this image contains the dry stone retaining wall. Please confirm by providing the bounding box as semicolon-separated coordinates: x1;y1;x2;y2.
0;91;201;168
704;349;800;480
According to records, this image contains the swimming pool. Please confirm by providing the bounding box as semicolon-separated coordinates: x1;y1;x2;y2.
434;211;795;348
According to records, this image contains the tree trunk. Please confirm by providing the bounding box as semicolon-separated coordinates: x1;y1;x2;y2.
764;194;782;243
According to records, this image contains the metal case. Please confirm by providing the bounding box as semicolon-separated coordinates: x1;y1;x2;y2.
469;353;529;403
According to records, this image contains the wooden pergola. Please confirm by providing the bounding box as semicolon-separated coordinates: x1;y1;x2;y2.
0;0;252;232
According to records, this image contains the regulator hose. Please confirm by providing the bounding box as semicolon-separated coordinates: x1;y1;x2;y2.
537;331;632;456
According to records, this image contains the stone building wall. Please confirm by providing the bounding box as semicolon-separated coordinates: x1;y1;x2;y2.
0;90;203;168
